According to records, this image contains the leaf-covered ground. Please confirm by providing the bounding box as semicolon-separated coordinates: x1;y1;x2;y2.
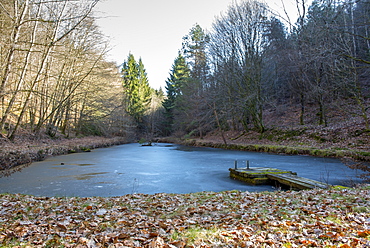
1;186;369;247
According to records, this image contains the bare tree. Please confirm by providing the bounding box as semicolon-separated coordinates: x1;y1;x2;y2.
0;0;103;139
0;0;30;101
209;0;270;133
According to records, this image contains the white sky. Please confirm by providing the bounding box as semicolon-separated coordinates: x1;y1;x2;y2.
94;0;307;90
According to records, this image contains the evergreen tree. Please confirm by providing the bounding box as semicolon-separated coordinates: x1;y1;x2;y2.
178;24;211;137
122;54;151;128
182;24;210;88
137;58;152;115
162;53;190;135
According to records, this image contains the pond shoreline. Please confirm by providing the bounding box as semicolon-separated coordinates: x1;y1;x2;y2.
0;136;128;176
158;136;370;162
158;136;370;183
1;137;369;247
1;132;368;178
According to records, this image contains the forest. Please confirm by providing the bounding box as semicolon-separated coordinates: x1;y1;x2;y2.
162;0;369;139
0;0;369;142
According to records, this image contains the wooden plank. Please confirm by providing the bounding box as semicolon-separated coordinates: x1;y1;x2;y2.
267;173;330;189
229;166;331;190
275;173;330;188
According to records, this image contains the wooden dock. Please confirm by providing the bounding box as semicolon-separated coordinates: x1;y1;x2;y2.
229;167;330;190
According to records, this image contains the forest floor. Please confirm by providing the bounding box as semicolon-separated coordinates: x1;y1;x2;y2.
0;186;369;247
208;104;368;151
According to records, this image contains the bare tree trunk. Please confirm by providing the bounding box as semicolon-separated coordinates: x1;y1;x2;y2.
299;93;305;125
349;0;369;129
0;0;29;100
8;1;68;140
9;45;54;140
210;102;227;145
0;1;41;131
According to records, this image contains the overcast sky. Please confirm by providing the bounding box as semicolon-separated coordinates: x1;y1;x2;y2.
94;0;304;90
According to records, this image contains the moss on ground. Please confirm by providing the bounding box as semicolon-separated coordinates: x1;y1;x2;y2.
187;139;369;162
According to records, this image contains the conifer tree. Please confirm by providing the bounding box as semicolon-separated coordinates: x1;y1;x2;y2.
182;24;209;89
180;24;210;137
137;58;152;115
122;54;151;127
162;53;190;135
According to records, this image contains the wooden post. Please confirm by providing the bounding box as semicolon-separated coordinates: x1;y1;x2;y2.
234;160;237;169
246;160;250;170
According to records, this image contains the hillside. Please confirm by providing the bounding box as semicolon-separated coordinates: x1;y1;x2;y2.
199;104;369;151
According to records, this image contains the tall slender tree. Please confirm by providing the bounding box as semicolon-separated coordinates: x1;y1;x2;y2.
122;54;152;129
180;24;211;137
182;24;210;88
0;0;144;140
162;53;190;135
209;0;269;133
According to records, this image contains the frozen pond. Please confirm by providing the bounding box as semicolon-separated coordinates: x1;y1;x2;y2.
0;143;361;197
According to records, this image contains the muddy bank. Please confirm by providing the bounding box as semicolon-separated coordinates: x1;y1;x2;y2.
158;135;370;162
0;136;128;176
159;136;369;182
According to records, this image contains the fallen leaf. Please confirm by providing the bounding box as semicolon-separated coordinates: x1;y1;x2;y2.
357;230;370;237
